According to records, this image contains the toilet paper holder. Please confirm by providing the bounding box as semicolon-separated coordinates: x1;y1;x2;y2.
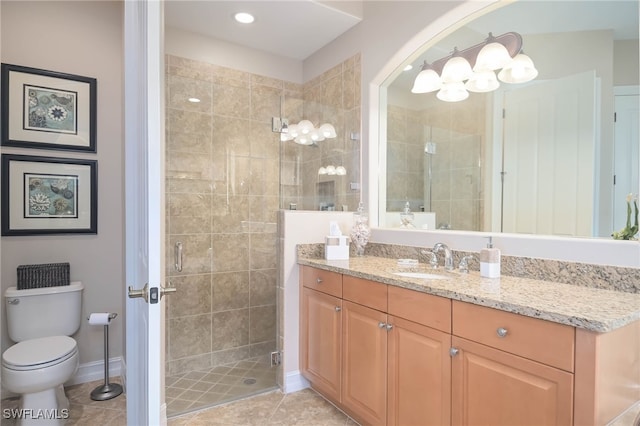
88;312;122;401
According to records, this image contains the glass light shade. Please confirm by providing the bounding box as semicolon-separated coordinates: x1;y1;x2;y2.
473;42;512;72
441;56;473;83
411;68;442;93
318;167;327;175
336;166;347;176
465;71;500;93
325;165;336;175
288;124;299;138
319;123;337;138
437;82;469;102
295;135;312;145
498;53;538;83
280;132;294;142
297;120;314;135
310;129;324;142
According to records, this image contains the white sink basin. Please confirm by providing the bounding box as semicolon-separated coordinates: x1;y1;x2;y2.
393;272;449;280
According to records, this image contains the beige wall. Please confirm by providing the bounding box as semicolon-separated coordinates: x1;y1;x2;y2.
0;1;124;368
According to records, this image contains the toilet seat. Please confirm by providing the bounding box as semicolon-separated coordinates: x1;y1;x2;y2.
2;336;77;371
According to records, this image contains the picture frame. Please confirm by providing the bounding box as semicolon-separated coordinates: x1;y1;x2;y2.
1;63;97;152
1;154;97;236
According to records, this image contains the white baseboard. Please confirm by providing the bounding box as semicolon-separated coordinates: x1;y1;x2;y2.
283;370;309;394
66;356;124;386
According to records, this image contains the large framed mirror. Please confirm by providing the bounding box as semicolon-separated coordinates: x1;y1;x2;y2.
378;0;639;239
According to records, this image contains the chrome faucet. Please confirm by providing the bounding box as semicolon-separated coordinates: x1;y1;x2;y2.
433;243;454;271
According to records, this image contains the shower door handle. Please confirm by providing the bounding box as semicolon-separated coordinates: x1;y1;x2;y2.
175;242;183;272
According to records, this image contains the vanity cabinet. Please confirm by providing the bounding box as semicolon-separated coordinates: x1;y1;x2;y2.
299;263;640;426
451;300;575;425
300;267;343;402
301;266;452;425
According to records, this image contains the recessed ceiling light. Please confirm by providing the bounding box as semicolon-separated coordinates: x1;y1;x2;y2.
403;64;413;72
234;12;255;24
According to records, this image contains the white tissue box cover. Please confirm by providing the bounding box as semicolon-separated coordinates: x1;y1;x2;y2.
325;236;349;260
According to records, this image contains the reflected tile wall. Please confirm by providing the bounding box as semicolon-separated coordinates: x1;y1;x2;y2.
285;54;362;212
165;55;281;376
387;95;485;231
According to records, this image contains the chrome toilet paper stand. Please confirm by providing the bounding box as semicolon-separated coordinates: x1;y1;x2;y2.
89;312;123;401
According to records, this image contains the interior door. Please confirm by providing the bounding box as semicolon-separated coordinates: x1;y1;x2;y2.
501;71;596;237
613;89;640;232
124;1;165;424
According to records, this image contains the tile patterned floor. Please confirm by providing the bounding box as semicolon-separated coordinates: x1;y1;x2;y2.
166;357;278;417
1;379;355;426
1;377;126;426
167;388;357;426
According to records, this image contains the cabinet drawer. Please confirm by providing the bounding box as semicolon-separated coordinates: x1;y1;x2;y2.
388;286;451;333
300;266;342;298
343;275;387;312
453;301;575;372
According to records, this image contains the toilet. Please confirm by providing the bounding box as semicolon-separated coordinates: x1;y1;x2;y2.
2;282;83;425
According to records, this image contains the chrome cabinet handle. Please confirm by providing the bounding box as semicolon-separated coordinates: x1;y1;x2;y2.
378;321;386;328
386;323;393;331
335;306;341;312
450;347;460;357
175;242;183;272
497;327;508;338
316;277;323;284
7;299;19;305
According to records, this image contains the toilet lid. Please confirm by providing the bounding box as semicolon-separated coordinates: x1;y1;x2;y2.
2;336;77;368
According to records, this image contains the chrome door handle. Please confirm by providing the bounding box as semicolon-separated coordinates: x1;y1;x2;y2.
128;283;149;303
160;283;177;300
450;347;460;357
175;242;183;272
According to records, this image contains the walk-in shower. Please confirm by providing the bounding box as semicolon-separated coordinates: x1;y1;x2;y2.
163;52;361;417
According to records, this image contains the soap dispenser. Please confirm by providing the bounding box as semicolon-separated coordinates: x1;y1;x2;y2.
480;236;501;278
400;201;415;228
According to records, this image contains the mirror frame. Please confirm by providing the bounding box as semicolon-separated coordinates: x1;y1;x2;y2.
367;0;640;268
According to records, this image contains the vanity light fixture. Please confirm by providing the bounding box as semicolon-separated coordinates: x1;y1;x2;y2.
411;32;537;102
318;165;347;176
280;120;337;145
187;97;201;103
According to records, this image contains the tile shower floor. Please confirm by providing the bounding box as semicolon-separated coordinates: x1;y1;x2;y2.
166;357;278;417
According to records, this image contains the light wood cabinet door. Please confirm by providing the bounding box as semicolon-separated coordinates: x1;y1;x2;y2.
387;316;452;426
342;300;388;426
300;287;342;402
451;336;574;426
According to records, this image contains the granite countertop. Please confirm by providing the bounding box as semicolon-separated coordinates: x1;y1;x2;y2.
298;255;640;333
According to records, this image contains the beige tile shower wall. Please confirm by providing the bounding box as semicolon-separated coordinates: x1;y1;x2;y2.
387;94;486;231
386;104;426;212
294;54;362;211
164;55;287;376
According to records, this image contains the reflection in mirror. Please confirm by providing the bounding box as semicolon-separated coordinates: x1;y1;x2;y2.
280;54;362;212
381;1;639;238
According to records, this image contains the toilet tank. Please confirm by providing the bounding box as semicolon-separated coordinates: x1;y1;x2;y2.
5;282;84;342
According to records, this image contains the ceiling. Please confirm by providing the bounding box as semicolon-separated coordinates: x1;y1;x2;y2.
164;0;363;60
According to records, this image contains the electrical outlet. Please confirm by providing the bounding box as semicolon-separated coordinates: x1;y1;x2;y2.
270;351;281;367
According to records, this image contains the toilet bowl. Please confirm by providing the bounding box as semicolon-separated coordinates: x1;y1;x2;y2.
2;336;79;425
2;283;83;425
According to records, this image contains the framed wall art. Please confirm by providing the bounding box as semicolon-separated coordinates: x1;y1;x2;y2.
1;154;97;236
1;63;97;152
